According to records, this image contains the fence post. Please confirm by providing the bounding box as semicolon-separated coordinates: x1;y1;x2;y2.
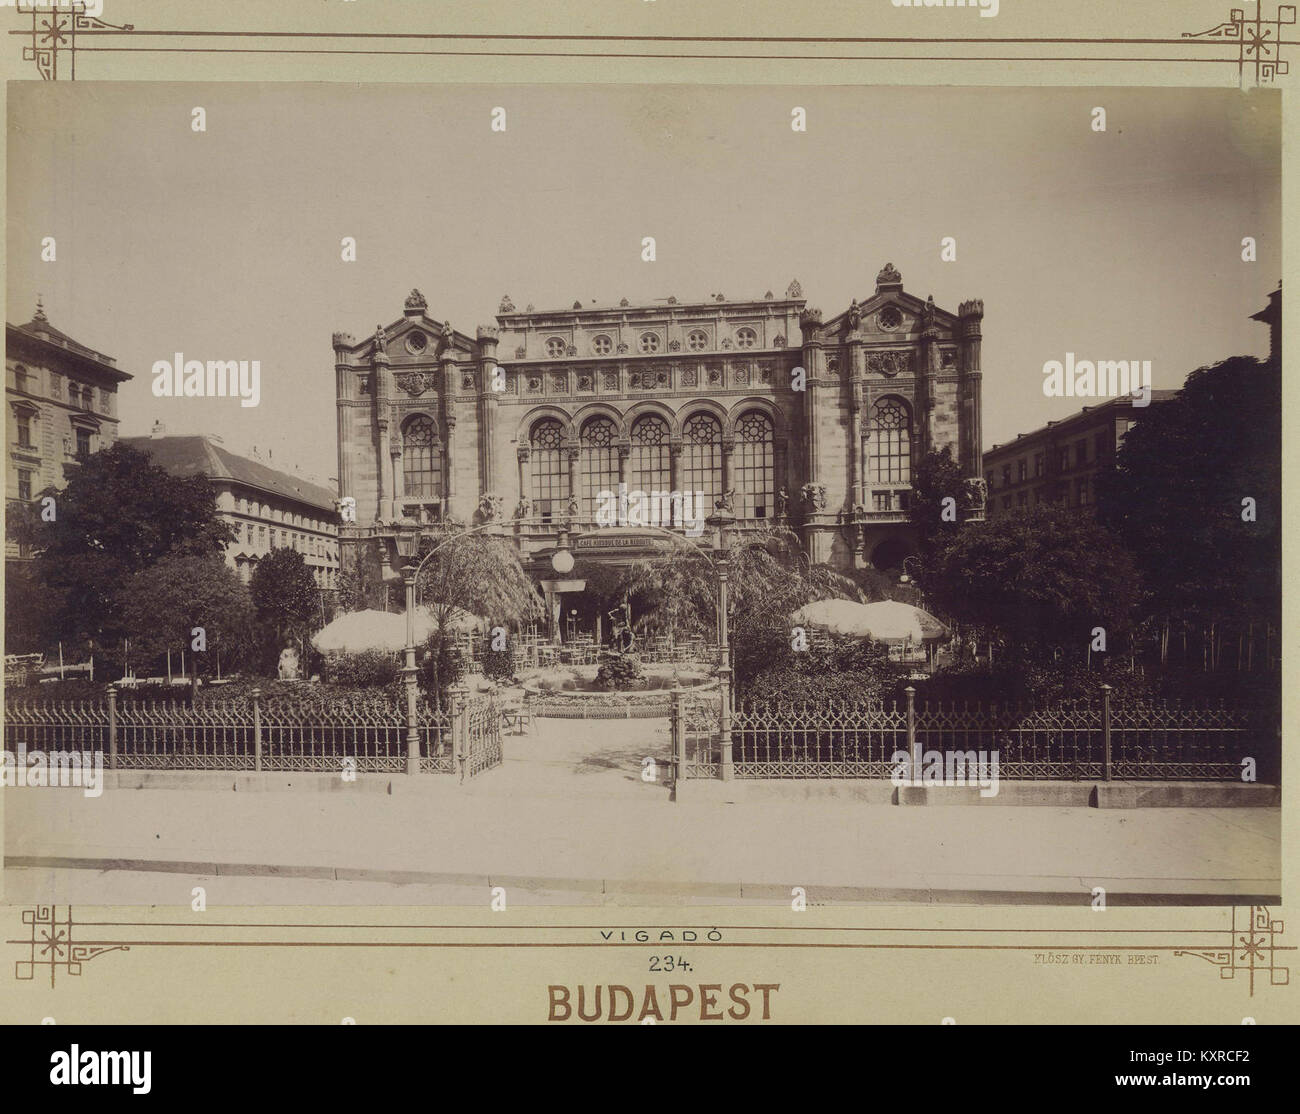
905;685;918;781
671;684;685;790
106;683;118;771
450;684;469;783
1100;683;1112;782
252;687;263;773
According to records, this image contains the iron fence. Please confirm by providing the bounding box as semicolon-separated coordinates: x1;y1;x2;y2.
3;688;476;776
678;686;1274;782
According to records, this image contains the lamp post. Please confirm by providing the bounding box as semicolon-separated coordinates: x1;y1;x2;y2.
705;506;736;781
393;524;421;775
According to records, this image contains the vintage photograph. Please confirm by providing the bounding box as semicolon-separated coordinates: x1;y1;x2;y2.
3;82;1282;909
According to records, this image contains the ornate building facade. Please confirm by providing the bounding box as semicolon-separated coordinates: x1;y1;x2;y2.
333;266;985;607
6;302;132;564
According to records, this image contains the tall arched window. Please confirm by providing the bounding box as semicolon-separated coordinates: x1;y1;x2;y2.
865;399;912;507
683;413;722;510
579;417;618;518
734;411;774;519
629;416;670;493
530;418;568;523
402;415;442;498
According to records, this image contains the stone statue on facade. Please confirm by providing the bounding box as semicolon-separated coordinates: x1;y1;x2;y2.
964;476;988;514
478;493;504;523
514;496;532;520
775;488;789;518
847;299;862;330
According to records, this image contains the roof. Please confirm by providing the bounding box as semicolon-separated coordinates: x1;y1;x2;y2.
984;391;1177;457
122;435;337;512
6;310;132;383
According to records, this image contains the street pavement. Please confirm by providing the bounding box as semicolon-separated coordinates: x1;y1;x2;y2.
2;716;1281;906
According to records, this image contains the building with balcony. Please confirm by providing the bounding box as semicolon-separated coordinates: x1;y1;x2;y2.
123;427;340;592
333;268;985;627
5;301;133;562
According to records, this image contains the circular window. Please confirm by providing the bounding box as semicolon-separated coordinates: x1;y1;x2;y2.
735;327;757;349
879;306;903;331
638;332;660;354
687;330;708;351
545;337;567;359
591;335;612;355
405;332;427;354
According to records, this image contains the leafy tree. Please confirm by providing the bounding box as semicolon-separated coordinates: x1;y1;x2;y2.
25;443;235;648
337;538;390;613
116;553;254;699
925;506;1140;665
908;446;976;583
1097;355;1280;666
249;546;322;670
414;527;542;706
3;559;64;655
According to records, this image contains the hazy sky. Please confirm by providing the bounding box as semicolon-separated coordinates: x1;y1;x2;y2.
8;83;1280;481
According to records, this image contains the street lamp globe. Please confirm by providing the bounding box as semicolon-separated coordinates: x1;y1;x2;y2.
551;548;575;575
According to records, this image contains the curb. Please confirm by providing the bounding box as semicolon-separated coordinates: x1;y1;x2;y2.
5;855;1279;906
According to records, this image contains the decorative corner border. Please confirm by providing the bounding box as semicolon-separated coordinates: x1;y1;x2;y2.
6;2;1297;86
9;903;1291;997
1175;905;1290;996
14;905;130;989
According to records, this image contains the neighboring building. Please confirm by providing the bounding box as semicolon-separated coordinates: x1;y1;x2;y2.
5;301;133;560
1251;280;1281;365
123;426;340;592
333;268;985;628
982;392;1176;520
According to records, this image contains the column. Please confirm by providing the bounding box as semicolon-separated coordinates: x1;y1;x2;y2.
373;337;392;522
669;440;683;526
441;349;458;512
959;299;985;478
477;326;500;498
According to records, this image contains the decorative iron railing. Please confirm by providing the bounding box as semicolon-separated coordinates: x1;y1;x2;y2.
3;689;474;776
677;687;1274;782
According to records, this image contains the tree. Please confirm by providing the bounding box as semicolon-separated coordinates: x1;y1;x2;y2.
414;528;542;705
925;506;1141;664
249;547;321;670
1097;355;1280;667
909;446;976;583
116;553;254;699
26;443;235;648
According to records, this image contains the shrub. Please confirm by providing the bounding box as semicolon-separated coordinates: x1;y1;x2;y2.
482;644;514;684
595;651;645;690
322;649;401;688
417;634;467;706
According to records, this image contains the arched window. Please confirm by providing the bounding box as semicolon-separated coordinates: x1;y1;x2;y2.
579;417;618;518
735;411;774;519
865;398;912;486
402;415;442;498
530;418;568;522
630;416;670;493
683;413;722;511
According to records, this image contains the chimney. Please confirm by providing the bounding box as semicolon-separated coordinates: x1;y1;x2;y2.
151;420;166;439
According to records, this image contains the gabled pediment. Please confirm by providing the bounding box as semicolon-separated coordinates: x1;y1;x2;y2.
823;290;959;339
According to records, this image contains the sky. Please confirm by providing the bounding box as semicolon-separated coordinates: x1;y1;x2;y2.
7;83;1280;483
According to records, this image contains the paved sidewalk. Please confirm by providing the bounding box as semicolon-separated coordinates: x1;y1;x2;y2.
2;717;1282;905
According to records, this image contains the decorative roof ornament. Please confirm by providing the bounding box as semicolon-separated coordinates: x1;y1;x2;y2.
573;300;583;310
404;288;427;312
499;294;516;313
34;295;48;323
764;290;775;300
785;279;803;299
876;262;903;287
619;297;630;307
667;295;678;304
525;304;535;312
